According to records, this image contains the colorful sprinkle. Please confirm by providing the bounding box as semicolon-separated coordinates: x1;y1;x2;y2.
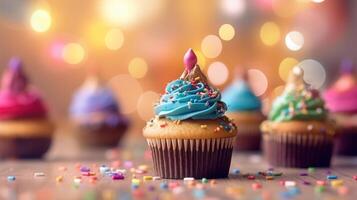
331;180;344;188
7;176;16;182
34;172;45;177
314;185;325;193
284;181;296;187
201;178;208;184
327;175;338;180
184;177;195;182
143;176;152;181
231;169;240;175
153;176;161;181
316;180;326;186
252;183;262;190
56;176;63;183
247;175;255;180
112;173;124;180
200;125;207;129
160;182;168;189
308;167;315;173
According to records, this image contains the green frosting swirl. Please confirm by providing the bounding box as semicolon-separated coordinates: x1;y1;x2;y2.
269;88;328;122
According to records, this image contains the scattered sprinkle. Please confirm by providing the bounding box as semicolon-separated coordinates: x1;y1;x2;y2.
316;180;326;186
231;169;240;175
308;167;316;173
338;186;349;195
327;175;338;180
252;183;262;190
247;175;255;180
201;178;208;184
265;176;274;180
143;176;152;181
314;185;325;193
7;176;16;182
56;176;63;183
34;172;45;177
299;173;308;176
112;173;124;180
331;180;344;188
284;181;296;187
160;182;168;189
200;125;207;129
153;176;161;181
353;175;357;180
184;177;195;182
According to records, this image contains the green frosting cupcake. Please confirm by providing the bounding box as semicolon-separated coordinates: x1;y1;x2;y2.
268;67;328;122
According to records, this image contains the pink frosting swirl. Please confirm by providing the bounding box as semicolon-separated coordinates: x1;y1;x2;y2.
324;72;357;113
0;58;47;120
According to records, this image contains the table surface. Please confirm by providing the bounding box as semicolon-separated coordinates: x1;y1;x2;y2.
1;129;356;200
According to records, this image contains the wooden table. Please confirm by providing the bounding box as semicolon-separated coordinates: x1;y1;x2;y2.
0;130;356;200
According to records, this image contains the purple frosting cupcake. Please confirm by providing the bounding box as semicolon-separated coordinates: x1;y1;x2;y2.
70;76;129;147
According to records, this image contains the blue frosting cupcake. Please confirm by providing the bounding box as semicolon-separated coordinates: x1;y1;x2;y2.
70;76;129;147
222;71;265;151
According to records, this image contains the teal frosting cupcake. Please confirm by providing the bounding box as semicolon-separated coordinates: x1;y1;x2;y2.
222;79;262;112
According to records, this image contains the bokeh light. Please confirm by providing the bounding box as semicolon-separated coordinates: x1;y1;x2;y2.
272;0;301;18
109;74;143;114
260;22;281;46
62;43;85;65
247;69;268;96
105;28;125;50
279;57;299;82
30;9;52;32
207;62;229;86
101;0;138;27
128;57;148;79
201;35;223;58
298;59;326;89
285;31;304;51
312;0;325;3
221;0;246;17
137;91;160;121
219;24;235;41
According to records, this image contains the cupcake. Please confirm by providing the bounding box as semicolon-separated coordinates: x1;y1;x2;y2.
69;75;129;147
143;49;237;179
0;58;54;158
324;62;357;155
222;70;265;151
261;66;335;168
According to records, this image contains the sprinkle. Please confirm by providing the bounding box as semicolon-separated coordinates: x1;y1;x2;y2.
308;167;316;173
172;186;185;195
123;161;133;168
252;183;262;190
160;182;168;189
187;102;192;109
214;127;220;132
184;177;195;182
143;176;152;181
353;175;357;180
169;182;180;189
231;169;240;175
99;165;110;174
284;181;296;187
307;124;314;131
210;180;217;186
201;178;208;184
331;180;344;188
153;176;161;181
56;176;63;182
112;173;124;180
316;180;326;186
34;172;45;177
338;186;349;195
271;172;283;176
135;169;146;174
200;125;207;129
265;176;274;180
7;176;16;182
194;77;200;81
193;189;205;199
160;123;167;128
132;178;140;185
73;177;82;184
327;175;338;180
300;173;308;176
247;175;255;180
302;181;311;185
80;166;90;172
314;185;325;193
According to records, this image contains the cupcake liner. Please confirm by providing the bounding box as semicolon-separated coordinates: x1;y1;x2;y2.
75;123;128;147
334;126;357;156
0;137;51;159
147;137;235;179
263;132;333;168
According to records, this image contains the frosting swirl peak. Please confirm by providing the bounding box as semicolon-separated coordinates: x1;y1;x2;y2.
155;49;227;120
269;67;328;122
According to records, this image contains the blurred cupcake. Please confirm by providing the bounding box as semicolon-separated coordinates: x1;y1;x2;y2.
0;58;54;158
222;70;265;151
261;66;335;168
143;49;237;179
70;75;129;147
324;62;357;155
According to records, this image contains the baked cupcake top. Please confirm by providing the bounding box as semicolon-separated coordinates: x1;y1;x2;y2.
70;76;128;126
155;49;227;121
222;70;262;112
269;66;328;122
323;63;357;113
0;58;47;120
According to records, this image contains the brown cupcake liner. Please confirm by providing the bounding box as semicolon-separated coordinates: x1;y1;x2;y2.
0;136;52;159
147;137;235;179
263;132;333;168
334;126;357;156
75;124;128;147
234;124;261;151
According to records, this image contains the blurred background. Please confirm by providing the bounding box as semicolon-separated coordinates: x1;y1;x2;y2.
0;0;355;130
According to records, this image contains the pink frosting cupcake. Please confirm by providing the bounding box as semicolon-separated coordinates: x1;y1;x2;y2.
0;58;54;158
324;61;357;155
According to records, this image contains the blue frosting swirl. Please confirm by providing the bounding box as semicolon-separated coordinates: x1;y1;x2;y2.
222;80;262;112
70;86;119;117
155;79;227;120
